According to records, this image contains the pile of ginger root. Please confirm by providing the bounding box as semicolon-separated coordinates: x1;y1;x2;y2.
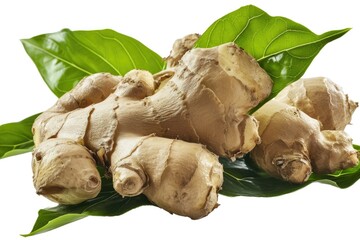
31;34;359;219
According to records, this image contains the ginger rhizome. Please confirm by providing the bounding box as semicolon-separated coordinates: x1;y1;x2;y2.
251;77;358;183
31;40;273;219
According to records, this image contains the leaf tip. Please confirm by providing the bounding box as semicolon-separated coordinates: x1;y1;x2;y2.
20;233;31;238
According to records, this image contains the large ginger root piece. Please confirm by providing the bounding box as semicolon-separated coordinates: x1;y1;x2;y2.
31;41;273;219
251;77;358;184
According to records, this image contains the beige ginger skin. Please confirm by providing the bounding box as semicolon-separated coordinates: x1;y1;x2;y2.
251;77;358;183
31;38;273;219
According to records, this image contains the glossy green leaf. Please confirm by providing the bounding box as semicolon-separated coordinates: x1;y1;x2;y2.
0;114;39;159
23;169;152;237
196;5;349;103
21;29;165;97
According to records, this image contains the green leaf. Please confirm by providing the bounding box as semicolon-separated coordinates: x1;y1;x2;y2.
21;29;165;97
0;114;39;159
354;144;360;153
23;169;152;237
196;5;349;103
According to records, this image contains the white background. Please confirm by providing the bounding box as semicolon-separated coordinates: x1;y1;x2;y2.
1;0;359;239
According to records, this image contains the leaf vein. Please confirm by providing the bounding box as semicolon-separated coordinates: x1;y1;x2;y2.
24;40;93;75
70;32;121;75
97;33;137;71
257;30;345;61
232;12;265;43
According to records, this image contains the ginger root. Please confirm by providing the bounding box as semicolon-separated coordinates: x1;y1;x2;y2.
251;77;359;183
31;39;273;218
166;33;200;68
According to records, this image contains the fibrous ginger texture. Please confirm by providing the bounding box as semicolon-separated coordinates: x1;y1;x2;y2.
31;41;273;218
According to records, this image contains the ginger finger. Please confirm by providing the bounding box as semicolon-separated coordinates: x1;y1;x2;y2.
275;77;358;130
111;134;223;219
32;138;101;204
251;78;358;183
